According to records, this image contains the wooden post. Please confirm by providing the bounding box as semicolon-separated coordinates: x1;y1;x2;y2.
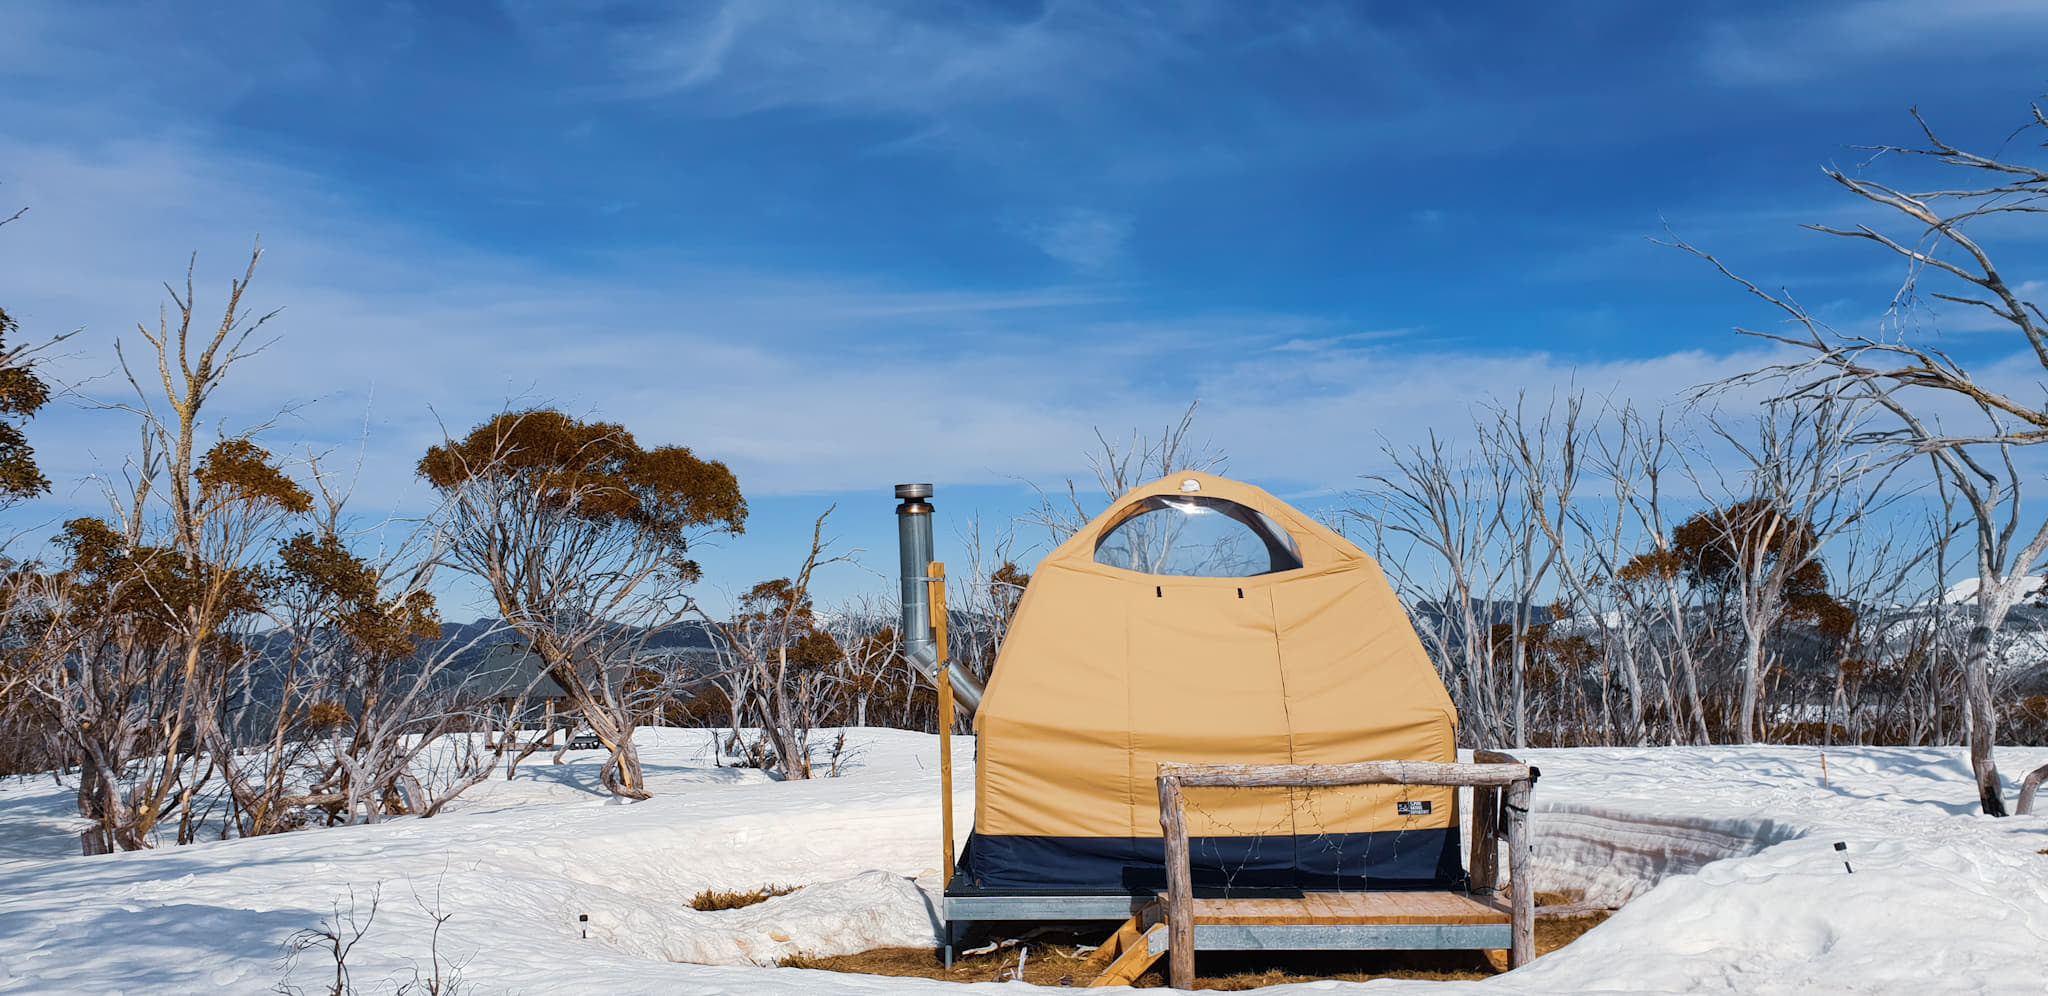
929;562;956;886
1506;775;1534;968
1157;771;1195;991
1471;749;1517;899
1470;783;1499;894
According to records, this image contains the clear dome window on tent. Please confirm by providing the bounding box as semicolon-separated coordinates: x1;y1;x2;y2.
1093;495;1305;577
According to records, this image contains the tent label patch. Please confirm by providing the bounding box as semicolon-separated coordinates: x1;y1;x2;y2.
1397;801;1432;816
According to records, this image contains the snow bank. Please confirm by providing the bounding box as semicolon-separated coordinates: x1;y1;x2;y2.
1512;832;2048;995
1497;745;2048;995
601;870;938;966
1527;805;1798;907
3;732;2048;994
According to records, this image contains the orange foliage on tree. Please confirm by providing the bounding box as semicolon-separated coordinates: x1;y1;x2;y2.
990;561;1031;628
274;529;441;663
418;408;746;580
1632;497;1855;640
56;517;264;636
418;408;747;798
1489;601;1600;702
735;578;844;669
0;300;52;502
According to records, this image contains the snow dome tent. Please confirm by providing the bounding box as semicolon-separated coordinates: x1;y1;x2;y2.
957;471;1461;895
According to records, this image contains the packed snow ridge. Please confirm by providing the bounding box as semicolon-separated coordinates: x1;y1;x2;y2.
2;730;2046;994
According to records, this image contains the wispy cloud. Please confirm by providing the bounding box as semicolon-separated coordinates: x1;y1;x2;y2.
1270;330;1411;353
0;127;1820;517
507;1;1185;116
1697;0;2048;86
1027;208;1132;272
493;0;1465;183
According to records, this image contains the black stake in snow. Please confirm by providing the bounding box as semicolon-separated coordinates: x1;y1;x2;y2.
579;913;589;938
1834;841;1853;874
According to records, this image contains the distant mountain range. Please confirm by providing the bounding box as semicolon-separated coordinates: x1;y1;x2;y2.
222;618;726;740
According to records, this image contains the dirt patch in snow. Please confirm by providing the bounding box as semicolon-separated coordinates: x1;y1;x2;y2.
782;909;1612;988
688;884;801;911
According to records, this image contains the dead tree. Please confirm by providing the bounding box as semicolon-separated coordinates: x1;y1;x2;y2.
1558;405;1669;744
1021;401;1223;545
1604;408;1714;744
822;597;901;729
1361;432;1516;745
1486;394;1586;743
714;509;850;778
1668;103;2048;812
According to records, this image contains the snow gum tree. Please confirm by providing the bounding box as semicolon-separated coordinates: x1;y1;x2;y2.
12;248;319;850
1672;401;1867;744
1660;491;1857;743
0;306;52;505
0;206;64;511
267;511;485;825
420;409;745;799
0;209;68;777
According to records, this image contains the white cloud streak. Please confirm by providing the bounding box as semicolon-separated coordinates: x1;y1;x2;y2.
10;125;2038;615
1697;0;2048;86
0;128;1829;524
506;0;1189;116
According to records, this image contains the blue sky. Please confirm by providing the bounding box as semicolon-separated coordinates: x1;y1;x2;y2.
2;0;2046;613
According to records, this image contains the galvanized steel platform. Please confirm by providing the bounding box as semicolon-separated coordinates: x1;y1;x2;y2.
1182;891;1512;950
942;891;1151;923
945;890;1510;947
1076;891;1513;986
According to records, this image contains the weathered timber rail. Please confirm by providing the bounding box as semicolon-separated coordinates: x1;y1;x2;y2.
1151;754;1538;990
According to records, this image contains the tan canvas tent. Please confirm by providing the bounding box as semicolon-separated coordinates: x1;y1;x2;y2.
958;471;1461;894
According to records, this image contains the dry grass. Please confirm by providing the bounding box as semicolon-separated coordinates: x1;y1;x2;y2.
689;885;799;911
780;908;1613;988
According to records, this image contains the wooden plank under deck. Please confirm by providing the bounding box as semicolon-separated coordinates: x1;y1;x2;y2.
1183;891;1510;927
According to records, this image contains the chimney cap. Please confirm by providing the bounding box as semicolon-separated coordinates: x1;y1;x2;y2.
895;483;934;499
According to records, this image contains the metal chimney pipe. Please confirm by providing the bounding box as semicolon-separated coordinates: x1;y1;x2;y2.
896;483;984;713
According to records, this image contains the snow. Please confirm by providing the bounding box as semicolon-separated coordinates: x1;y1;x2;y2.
3;731;2048;994
1512;746;2048;994
1940;575;2047;605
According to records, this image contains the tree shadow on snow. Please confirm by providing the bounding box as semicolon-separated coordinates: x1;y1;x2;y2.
0;901;312;992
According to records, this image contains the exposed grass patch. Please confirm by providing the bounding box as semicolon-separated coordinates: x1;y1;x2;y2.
688;885;799;911
780;909;1612;987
